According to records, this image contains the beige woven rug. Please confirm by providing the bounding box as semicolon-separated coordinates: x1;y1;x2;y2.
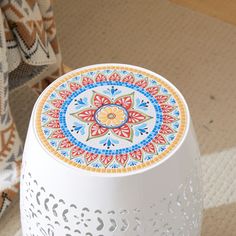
1;0;236;235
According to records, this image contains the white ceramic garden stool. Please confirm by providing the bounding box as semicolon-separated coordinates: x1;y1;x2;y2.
20;64;203;236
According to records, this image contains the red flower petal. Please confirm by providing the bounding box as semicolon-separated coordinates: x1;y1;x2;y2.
99;155;114;166
82;77;94;86
46;109;59;118
115;94;133;110
109;72;121;81
75;109;96;122
45;120;60;128
93;92;111;107
49;130;65;139
69;82;82;92
146;86;159;96
71;146;85;157
130;149;143;162
51;99;64;109
100;155;114;167
59;90;72;100
84;152;98;164
122;74;135;84
160;104;175;113
59;139;74;149
159;125;175;134
153;134;167;145
128;111;148;124
155;95;169;104
163;114;177;123
116;154;128;166
89;123;109;138
142;142;156;154
96;73;107;82
112;124;132;140
135;79;148;88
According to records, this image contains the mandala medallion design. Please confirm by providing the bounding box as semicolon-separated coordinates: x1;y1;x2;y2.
74;92;151;141
35;65;188;173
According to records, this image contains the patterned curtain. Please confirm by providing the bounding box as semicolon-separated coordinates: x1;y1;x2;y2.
0;0;63;218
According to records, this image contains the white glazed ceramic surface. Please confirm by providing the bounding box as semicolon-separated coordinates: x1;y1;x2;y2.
20;64;202;236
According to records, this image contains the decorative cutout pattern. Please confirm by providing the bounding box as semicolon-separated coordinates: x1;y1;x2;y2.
36;65;187;173
21;169;202;235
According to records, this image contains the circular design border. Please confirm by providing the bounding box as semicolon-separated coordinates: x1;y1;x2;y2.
94;104;129;129
35;65;188;174
59;81;163;155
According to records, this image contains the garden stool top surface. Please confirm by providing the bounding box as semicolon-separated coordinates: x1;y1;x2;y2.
35;64;188;174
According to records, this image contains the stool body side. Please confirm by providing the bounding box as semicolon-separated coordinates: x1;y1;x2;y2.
20;116;202;235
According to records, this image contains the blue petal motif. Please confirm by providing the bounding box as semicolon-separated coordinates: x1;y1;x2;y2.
173;122;179;129
103;86;121;97
136;73;143;78
72;122;85;135
89;72;95;76
43;128;50;136
127;160;138;166
75;97;88;109
150;80;158;85
71;76;80;82
50;140;57;147
44;104;50;111
160;87;168;94
74;157;85;164
144;154;154;161
42;115;48;123
60;150;69;157
109;163;121;169
121;70;128;75
169;97;176;105
91;162;102;168
134;124;148;136
167;134;175;142
59;84;66;89
173;110;180;117
99;136;119;149
158;146;166;153
105;70;112;75
135;98;149;111
50;93;56;99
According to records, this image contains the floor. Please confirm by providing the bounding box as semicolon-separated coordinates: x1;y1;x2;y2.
1;0;236;235
171;0;236;25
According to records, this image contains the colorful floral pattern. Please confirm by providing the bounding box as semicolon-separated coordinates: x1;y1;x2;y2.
95;105;128;128
73;92;151;142
36;65;187;173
